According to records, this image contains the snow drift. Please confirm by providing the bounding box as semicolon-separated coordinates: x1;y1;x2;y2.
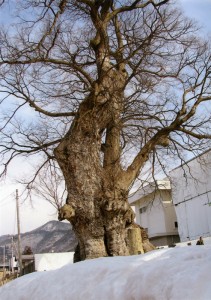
0;245;211;300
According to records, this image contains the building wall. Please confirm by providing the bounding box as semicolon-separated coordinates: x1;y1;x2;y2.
134;190;178;246
135;192;166;237
34;252;74;271
163;200;178;235
170;150;211;242
150;235;180;247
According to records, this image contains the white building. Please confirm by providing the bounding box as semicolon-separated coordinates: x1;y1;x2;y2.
170;150;211;242
129;180;179;247
34;252;74;272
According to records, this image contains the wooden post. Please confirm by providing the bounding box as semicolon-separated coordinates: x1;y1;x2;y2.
127;227;144;255
16;189;23;276
3;245;6;280
11;236;14;274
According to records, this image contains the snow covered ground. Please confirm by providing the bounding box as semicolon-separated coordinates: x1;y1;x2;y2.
0;244;211;300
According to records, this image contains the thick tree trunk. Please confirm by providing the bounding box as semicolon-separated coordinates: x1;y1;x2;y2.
53;54;137;259
54;96;136;259
54;100;156;259
54;132;106;259
54;134;135;259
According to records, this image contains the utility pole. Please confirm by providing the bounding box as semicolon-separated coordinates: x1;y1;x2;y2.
16;189;23;276
3;245;5;279
11;236;14;274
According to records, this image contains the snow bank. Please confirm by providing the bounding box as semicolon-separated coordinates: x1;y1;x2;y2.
0;245;211;300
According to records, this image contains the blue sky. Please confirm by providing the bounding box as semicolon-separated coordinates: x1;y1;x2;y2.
179;0;211;35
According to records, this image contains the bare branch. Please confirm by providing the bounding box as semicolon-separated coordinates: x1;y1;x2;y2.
108;0;169;21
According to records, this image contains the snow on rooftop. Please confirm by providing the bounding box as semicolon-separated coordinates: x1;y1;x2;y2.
129;180;171;204
1;244;211;300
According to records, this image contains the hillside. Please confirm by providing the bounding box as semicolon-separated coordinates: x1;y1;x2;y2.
0;221;78;263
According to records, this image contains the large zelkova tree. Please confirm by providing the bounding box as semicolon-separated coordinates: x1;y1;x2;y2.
0;0;211;259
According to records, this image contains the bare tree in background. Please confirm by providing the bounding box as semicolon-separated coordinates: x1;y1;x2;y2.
30;161;67;211
0;0;211;260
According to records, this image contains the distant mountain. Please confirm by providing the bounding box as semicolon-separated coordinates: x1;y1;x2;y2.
0;221;78;263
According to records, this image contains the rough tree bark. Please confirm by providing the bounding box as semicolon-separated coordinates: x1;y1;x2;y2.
54;66;137;259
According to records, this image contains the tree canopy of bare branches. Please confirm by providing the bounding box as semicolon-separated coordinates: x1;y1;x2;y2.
0;0;211;260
